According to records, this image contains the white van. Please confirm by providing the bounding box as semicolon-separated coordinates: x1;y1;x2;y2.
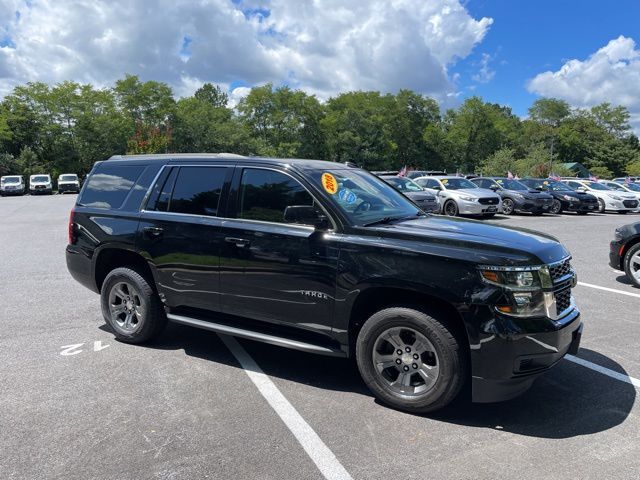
0;175;26;196
57;173;81;194
29;174;53;195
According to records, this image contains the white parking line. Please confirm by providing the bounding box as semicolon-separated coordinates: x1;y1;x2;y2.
577;281;640;299
566;355;640;389
219;334;353;480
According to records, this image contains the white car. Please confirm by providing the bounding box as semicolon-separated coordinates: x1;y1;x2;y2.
57;173;81;194
29;174;53;195
0;175;26;196
413;175;502;217
563;179;638;214
600;180;640;208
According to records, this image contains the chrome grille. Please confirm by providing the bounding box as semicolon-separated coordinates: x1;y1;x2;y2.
549;259;571;282
478;197;499;205
555;288;571;316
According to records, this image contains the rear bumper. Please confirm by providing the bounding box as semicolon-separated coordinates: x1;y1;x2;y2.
609;240;624;270
471;308;582;403
66;245;99;293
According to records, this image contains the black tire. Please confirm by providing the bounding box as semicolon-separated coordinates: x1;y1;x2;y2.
598;198;606;213
443;200;458;217
550;199;562;214
482;213;495;219
619;210;628;214
502;198;514;215
576;211;589;215
356;306;467;413
100;267;167;344
624;243;640;288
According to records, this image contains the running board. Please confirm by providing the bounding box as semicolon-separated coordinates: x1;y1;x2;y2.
167;313;346;357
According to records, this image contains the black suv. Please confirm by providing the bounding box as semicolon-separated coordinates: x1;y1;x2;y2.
471;177;554;215
67;154;582;413
519;178;598;214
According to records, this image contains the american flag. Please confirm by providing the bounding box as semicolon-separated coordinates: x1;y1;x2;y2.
589;174;598;182
507;171;514;179
398;166;407;177
625;176;631;184
549;173;561;181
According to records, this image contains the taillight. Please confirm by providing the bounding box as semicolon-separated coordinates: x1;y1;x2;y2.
68;207;76;244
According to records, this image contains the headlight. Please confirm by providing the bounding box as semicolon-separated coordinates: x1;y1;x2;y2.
459;196;476;202
479;265;555;317
512;193;524;200
610;195;622;201
562;195;573;201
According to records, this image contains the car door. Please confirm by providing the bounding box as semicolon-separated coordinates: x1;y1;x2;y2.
137;164;232;313
219;166;339;336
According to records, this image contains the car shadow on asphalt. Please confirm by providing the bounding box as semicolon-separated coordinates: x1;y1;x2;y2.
108;322;635;439
615;274;637;288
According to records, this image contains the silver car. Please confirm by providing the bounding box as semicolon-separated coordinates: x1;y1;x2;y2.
413;175;502;217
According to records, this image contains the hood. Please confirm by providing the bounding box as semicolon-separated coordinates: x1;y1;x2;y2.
59;179;79;184
404;191;436;201
607;191;637;199
365;215;569;266
447;188;499;199
505;189;553;200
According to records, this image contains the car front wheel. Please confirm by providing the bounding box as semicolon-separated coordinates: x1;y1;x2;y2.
598;198;606;213
443;200;459;217
502;198;514;215
100;267;167;343
550;199;562;214
356;307;466;413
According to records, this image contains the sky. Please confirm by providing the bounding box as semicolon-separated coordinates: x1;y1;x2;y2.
0;0;639;129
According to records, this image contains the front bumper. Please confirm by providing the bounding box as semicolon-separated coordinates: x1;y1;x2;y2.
30;187;52;194
1;187;25;195
458;199;500;215
58;183;80;193
514;197;553;213
470;307;582;403
605;198;638;211
561;199;598;212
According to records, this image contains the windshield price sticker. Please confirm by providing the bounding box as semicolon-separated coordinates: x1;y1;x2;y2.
322;173;338;194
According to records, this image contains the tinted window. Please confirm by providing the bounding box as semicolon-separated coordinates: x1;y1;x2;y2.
239;169;315;224
150;167;178;212
168;166;226;216
81;164;145;209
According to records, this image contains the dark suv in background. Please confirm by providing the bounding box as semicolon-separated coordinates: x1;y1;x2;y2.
471;177;554;215
379;175;439;213
67;154;582;413
520;178;598;214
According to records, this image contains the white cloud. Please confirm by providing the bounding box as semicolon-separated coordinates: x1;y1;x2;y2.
472;53;495;83
528;36;640;132
0;0;492;106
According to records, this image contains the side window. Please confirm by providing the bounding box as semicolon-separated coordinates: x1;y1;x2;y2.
80;164;145;209
168;166;227;216
239;168;315;224
476;179;487;188
147;167;178;212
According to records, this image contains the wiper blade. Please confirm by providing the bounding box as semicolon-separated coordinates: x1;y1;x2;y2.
363;212;425;227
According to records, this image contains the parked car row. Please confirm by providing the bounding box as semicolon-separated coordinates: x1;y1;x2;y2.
0;173;81;196
377;172;640;217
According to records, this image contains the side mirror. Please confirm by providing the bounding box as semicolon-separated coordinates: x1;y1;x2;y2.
576;186;587;193
283;205;329;229
535;186;544;191
489;185;499;191
432;185;442;191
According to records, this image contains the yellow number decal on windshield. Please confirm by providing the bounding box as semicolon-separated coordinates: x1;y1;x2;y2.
321;173;338;194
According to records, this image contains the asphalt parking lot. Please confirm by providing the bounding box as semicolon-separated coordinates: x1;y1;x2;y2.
1;195;639;480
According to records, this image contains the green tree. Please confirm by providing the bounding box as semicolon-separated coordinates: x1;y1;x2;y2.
590;103;631;138
479;148;517;176
0;153;17;176
238;84;326;158
194;83;229;108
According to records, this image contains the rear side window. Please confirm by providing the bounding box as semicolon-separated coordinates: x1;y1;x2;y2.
80;164;145;209
239;168;314;223
167;166;227;216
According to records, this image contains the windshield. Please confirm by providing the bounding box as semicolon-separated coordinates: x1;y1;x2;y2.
604;183;626;191
310;169;420;226
495;179;527;191
522;179;571;192
32;176;50;183
624;183;640;192
439;178;477;190
384;177;424;192
584;181;610;191
2;176;20;184
60;175;77;181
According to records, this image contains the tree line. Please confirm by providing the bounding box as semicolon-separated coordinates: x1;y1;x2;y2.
1;74;639;180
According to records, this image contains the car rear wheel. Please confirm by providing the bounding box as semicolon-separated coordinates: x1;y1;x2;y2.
101;267;167;343
624;243;640;288
356;307;466;413
502;198;514;215
550;199;562;214
598;198;606;213
443;200;459;217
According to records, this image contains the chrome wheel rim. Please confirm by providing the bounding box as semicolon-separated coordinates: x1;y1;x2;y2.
444;202;457;216
372;327;440;396
108;282;144;332
503;199;514;215
630;252;640;282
